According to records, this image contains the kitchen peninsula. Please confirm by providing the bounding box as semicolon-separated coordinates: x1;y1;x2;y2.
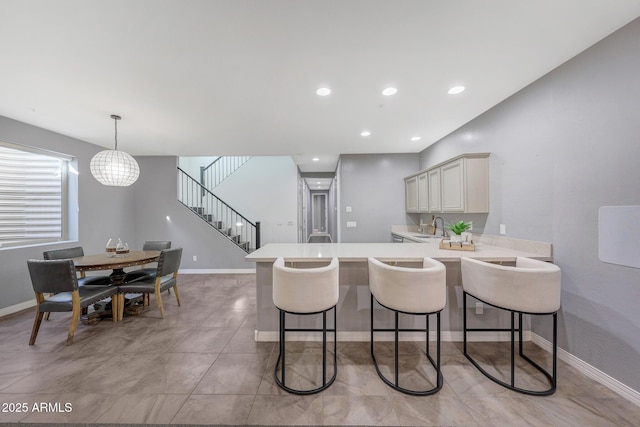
245;236;552;342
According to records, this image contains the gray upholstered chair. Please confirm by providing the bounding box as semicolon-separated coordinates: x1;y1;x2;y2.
272;257;339;394
123;240;172;284
43;246;111;286
117;247;182;320
368;257;446;395
27;259;117;345
460;257;561;395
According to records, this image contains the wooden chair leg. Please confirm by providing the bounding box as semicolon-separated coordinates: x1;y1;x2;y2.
111;294;118;322
156;290;165;318
172;284;181;307
67;292;81;346
29;310;45;345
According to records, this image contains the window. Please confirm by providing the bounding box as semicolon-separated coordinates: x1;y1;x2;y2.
0;142;72;248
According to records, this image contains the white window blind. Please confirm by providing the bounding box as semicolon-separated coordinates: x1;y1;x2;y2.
0;145;65;247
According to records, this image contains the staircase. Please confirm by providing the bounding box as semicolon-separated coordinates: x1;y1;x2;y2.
178;167;260;253
201;156;252;189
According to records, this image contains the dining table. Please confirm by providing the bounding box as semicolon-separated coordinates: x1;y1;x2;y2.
72;250;160;321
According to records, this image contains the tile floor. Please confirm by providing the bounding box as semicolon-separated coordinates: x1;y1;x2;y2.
0;273;639;426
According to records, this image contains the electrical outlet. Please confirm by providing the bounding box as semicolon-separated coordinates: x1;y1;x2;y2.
475;302;483;314
499;224;506;235
193;255;197;262
347;221;357;228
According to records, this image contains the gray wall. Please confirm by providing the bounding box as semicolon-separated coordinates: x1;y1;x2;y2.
131;156;249;269
0;116;135;309
419;18;640;392
339;153;419;242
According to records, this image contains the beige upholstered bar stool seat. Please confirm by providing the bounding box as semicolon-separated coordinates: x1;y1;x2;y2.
368;257;446;395
461;257;561;395
272;257;339;395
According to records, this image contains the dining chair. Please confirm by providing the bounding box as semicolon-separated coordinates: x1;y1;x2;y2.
117;247;183;320
27;259;118;345
43;246;112;320
123;240;172;284
43;246;112;286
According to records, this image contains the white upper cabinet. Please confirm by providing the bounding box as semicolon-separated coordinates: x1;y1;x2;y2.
405;153;489;214
441;158;465;212
427;168;441;212
405;175;418;213
417;173;429;212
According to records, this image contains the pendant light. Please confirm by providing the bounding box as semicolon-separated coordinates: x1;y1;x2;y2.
90;114;140;186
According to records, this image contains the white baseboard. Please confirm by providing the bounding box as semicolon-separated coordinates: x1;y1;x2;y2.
0;299;36;318
531;333;640;407
255;330;531;343
178;268;256;274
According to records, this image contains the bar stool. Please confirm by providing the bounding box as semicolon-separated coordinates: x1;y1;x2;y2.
368;257;446;395
461;257;561;395
272;257;339;395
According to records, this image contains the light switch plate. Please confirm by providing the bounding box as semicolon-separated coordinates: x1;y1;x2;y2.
346;206;352;213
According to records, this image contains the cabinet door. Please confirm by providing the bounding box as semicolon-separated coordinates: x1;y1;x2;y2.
441;159;465;212
405;176;418;213
427;168;441;212
417;173;428;212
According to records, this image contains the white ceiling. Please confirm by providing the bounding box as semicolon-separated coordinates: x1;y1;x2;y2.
1;1;640;172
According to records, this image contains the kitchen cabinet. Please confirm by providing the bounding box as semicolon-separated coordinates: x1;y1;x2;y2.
405;175;418;213
417;173;428;212
427;168;441;212
441;158;465;211
405;153;490;214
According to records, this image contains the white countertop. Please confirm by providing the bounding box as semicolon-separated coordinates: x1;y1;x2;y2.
245;241;551;263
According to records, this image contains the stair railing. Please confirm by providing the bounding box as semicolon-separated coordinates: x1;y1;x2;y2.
178;167;260;253
200;155;252;190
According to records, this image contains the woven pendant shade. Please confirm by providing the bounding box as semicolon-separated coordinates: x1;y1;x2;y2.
90;114;140;186
90;149;140;186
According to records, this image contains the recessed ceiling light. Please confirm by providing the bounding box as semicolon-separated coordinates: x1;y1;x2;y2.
316;87;331;96
448;85;465;95
312;157;320;162
382;87;398;96
410;136;421;141
360;130;371;137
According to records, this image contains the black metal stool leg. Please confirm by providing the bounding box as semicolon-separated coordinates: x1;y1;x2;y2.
274;306;337;395
463;293;557;396
370;294;443;396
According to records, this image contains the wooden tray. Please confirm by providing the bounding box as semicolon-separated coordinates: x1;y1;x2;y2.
438;240;476;251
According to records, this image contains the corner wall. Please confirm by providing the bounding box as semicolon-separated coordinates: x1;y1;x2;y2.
339;153;419;243
419;18;640;392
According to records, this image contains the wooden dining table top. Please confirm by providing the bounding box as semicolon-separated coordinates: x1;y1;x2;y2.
72;250;160;272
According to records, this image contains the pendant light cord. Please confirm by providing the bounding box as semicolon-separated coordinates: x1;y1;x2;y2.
111;114;121;151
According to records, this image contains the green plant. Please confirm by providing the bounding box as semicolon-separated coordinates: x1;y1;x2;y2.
447;220;472;235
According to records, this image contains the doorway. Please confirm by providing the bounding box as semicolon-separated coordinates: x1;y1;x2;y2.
312;193;328;233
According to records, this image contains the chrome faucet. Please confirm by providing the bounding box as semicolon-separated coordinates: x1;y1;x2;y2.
434;216;446;238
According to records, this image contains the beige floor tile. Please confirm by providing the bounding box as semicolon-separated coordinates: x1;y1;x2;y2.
247;394;323;425
93;393;188;424
222;326;275;354
171;394;254;425
193;353;269;395
391;395;479;426
323;395;400;426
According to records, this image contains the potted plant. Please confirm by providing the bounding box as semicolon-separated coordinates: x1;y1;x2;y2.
447;220;472;243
